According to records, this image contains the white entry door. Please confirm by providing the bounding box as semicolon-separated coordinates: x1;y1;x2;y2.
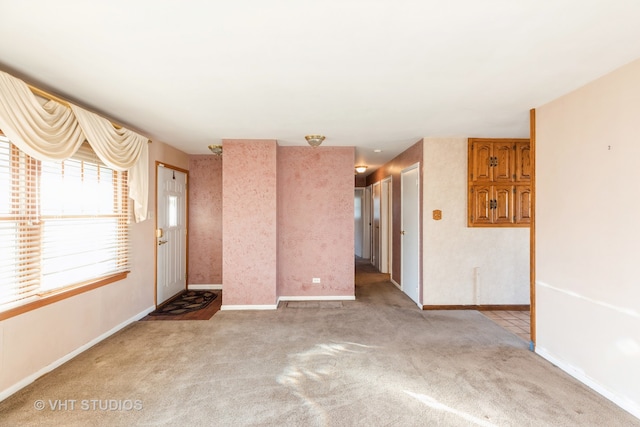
156;164;187;305
401;164;420;306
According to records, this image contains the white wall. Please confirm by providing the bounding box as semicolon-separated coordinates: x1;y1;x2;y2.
536;58;640;418
0;141;189;400
422;137;529;305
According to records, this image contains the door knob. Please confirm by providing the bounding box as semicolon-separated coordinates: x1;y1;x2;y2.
400;230;405;235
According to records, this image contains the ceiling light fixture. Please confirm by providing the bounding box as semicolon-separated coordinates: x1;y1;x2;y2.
355;165;368;174
208;144;223;155
305;134;325;147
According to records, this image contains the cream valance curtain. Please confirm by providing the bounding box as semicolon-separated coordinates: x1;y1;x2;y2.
71;104;148;222
0;71;149;222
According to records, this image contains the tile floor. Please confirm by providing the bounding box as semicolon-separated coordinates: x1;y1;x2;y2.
481;310;531;343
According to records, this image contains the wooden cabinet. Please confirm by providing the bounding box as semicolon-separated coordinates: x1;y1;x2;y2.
515;185;532;223
468;138;531;227
515;141;532;182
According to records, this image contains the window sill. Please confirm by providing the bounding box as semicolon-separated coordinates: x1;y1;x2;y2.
0;272;129;321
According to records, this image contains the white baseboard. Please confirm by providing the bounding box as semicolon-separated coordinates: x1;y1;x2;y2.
390;278;401;289
536;346;640;419
0;305;154;403
278;295;356;303
188;284;223;290
220;296;356;311
220;304;277;311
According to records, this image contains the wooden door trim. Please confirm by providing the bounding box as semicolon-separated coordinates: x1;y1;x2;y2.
529;108;536;349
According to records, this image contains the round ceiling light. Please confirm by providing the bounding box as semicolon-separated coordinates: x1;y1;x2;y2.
208;144;223;155
305;135;325;147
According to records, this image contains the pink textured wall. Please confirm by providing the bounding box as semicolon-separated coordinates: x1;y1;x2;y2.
222;140;278;306
277;146;355;298
366;139;423;286
188;155;222;284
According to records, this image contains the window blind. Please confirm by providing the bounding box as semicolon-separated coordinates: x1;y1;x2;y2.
0;134;130;311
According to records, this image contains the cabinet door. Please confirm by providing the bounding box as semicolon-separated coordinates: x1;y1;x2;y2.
493;142;514;182
469;185;492;225
515;142;532;182
515;185;532;224
470;141;493;182
467;138;530;228
493;185;514;224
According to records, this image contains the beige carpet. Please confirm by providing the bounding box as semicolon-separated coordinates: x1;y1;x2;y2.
0;259;638;426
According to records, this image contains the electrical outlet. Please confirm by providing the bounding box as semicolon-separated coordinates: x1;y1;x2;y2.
312;278;321;284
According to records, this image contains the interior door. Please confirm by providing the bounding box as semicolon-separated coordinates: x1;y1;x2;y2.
401;164;420;306
372;182;381;270
380;178;391;274
354;189;364;258
362;186;371;260
156;164;187;305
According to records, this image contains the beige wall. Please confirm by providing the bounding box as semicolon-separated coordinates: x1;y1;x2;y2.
422;137;529;305
0;140;189;399
366;137;529;306
536;58;640;417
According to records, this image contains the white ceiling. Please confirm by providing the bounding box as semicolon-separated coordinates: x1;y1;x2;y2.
2;1;640;171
